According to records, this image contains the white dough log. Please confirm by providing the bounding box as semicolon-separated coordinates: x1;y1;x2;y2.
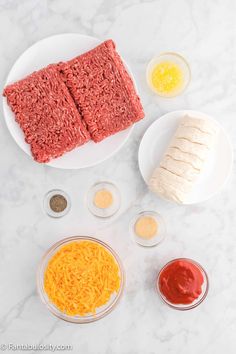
166;147;204;170
180;115;219;135
148;115;219;203
149;167;193;204
160;155;199;182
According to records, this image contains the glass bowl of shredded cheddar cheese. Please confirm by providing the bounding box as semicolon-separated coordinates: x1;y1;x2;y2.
37;236;124;323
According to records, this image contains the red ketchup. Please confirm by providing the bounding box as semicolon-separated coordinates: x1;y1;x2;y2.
158;259;204;305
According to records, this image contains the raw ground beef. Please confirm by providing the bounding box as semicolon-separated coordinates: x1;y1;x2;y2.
3;65;90;163
58;40;145;143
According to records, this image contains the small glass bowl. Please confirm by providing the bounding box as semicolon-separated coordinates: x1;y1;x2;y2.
146;52;191;98
87;181;121;218
37;236;125;323
43;189;71;218
156;258;209;310
130;210;166;247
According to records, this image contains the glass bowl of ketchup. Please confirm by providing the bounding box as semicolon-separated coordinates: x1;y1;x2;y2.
156;258;209;310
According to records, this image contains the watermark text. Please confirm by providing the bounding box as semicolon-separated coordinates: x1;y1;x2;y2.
0;343;73;352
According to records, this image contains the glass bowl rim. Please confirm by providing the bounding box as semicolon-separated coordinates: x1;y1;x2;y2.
129;210;166;248
146;52;191;98
37;235;125;323
86;181;121;219
156;257;209;310
43;189;71;218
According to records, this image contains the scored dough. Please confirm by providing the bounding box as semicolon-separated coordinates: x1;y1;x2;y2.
170;138;209;160
160;155;199;182
148;115;219;204
174;126;215;146
180;116;218;135
166;147;204;170
149;167;192;204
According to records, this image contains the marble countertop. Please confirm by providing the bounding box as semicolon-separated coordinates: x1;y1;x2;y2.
0;0;236;353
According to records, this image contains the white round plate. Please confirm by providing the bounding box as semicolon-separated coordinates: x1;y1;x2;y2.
139;110;233;204
3;33;135;169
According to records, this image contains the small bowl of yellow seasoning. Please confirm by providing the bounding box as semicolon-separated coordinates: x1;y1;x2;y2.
130;211;166;247
37;236;124;323
146;53;191;97
87;182;121;218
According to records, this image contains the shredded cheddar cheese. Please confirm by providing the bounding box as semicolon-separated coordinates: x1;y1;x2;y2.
44;240;121;316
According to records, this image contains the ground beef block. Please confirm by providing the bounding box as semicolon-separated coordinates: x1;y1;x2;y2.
3;65;90;163
58;40;145;143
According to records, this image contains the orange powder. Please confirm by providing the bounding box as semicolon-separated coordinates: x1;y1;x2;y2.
44;241;121;316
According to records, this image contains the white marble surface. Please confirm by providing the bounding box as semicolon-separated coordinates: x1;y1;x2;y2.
0;0;236;353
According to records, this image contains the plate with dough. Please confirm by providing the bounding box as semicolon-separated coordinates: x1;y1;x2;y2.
139;110;233;204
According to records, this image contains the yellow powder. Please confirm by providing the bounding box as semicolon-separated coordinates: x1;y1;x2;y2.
44;241;121;316
94;189;113;209
151;61;183;95
135;216;158;240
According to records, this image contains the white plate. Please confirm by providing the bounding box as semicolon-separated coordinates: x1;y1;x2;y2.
139;110;233;204
2;33;135;169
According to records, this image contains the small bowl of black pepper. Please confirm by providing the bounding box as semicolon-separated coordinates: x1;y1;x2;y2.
44;189;71;218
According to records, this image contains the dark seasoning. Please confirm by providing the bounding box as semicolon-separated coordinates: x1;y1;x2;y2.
49;194;67;213
44;189;70;218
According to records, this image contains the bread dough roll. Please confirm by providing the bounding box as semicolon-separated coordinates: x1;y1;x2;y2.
149;167;192;204
148;115;219;204
174;126;215;146
160;155;199;182
169;138;209;160
180;116;218;135
166;147;204;170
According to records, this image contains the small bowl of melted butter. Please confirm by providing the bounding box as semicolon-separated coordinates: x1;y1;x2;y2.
130;211;166;247
87;182;121;218
146;52;191;98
